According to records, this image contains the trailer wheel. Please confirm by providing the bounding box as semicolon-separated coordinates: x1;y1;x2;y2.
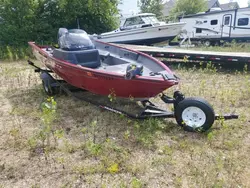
42;80;58;96
204;40;211;47
175;98;215;132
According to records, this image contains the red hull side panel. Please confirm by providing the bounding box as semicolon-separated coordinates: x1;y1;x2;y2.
29;42;178;98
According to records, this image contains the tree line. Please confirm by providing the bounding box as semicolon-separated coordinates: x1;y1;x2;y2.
140;0;207;20
0;0;210;47
0;0;119;46
0;0;215;59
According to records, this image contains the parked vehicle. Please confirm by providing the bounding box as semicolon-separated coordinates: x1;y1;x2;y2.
179;7;250;46
93;13;185;45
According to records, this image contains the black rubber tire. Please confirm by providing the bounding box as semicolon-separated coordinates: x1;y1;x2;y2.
42;80;58;96
175;97;215;132
204;40;211;47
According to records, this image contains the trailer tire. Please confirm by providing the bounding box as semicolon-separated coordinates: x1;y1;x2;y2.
204;40;211;47
175;97;215;132
42;80;58;96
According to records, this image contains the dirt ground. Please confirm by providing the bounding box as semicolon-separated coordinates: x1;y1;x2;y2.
0;61;249;188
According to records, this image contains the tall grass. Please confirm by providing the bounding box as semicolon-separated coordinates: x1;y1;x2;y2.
0;46;32;61
0;61;249;187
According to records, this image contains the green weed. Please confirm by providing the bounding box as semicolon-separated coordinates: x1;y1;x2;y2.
131;177;143;188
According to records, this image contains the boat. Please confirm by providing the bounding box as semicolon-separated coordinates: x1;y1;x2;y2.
28;28;238;132
29;28;178;99
92;13;186;45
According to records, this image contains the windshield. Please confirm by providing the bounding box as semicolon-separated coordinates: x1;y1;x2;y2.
141;16;159;24
124;16;144;27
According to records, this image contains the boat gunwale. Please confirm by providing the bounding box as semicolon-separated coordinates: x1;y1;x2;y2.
28;41;178;84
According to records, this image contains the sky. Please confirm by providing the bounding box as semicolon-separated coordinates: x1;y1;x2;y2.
219;0;248;7
118;0;248;16
118;0;139;16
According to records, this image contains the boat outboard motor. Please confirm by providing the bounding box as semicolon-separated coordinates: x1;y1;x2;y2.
58;28;95;51
54;28;101;68
58;28;68;39
125;64;143;80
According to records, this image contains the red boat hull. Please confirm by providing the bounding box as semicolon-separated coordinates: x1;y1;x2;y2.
29;41;178;98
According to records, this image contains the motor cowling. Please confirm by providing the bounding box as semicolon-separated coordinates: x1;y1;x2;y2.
58;28;95;51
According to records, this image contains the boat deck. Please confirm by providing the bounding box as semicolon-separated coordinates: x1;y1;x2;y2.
119;44;250;64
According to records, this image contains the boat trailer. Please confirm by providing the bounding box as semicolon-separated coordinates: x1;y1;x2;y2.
120;44;250;64
28;60;238;132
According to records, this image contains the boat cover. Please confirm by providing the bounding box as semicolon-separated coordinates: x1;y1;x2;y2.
58;28;95;51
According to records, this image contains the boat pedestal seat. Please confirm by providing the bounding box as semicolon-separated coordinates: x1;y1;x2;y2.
53;48;101;68
97;63;152;76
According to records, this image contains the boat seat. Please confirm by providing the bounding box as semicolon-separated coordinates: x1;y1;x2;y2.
53;48;101;68
98;49;110;58
75;49;101;68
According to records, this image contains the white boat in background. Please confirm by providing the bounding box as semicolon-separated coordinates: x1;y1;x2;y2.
93;13;186;45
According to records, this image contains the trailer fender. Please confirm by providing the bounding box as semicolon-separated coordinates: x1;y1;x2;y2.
40;72;59;88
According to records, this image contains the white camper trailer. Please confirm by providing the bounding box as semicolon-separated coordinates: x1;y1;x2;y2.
179;7;250;46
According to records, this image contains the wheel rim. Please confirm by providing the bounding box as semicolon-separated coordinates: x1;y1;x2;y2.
205;41;210;47
182;106;206;128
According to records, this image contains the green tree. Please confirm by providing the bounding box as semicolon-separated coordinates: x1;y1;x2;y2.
0;0;119;46
35;0;64;43
0;0;38;45
139;0;164;18
170;0;207;18
59;0;119;34
248;0;250;7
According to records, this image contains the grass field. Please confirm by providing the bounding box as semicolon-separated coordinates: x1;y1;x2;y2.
0;61;249;187
186;42;250;53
